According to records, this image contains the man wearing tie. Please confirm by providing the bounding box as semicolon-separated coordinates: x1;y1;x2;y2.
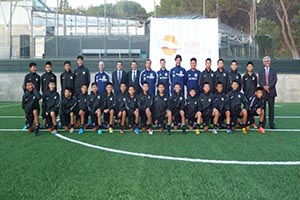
112;61;127;95
258;56;278;129
127;60;141;95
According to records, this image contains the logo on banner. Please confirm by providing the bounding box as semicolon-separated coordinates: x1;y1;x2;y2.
161;35;178;56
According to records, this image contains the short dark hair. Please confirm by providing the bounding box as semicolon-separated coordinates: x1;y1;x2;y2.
256;87;263;92
29;62;37;68
142;82;149;86
247;61;254;66
45;61;52;66
131;60;137;64
81;84;88;88
64;61;71;66
77;55;84;60
203;82;210;86
91;82;98;87
145;58;152;63
65;87;73;94
174;82;181;87
190;57;197;62
25;80;33;85
231;60;238;64
205;58;212;62
128;85;135;90
160;58;165;62
48;80;56;84
120;82;127;86
157;82;165;87
217;58;224;63
116;61;123;65
231;80;239;85
175;54;182;61
106;82;113;87
189;88;196;92
216;81;223;86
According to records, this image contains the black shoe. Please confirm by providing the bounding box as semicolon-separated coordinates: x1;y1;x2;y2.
270;125;276;129
166;130;171;135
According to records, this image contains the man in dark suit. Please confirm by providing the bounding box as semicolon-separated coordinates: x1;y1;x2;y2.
112;61;127;95
258;56;277;129
127;60;141;95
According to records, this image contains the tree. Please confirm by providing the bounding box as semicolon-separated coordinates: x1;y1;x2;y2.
271;0;299;59
59;0;73;14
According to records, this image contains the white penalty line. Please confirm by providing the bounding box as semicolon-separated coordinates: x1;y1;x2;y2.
1;128;300;132
54;133;300;166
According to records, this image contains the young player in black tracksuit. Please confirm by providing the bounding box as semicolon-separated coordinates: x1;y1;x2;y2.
229;60;242;91
185;88;201;134
125;85;140;134
247;87;266;134
22;81;42;136
242;61;258;99
199;58;216;93
214;82;232;134
41;61;57;127
138;82;153;135
227;80;248;134
41;61;57;94
60;87;77;133
78;84;90;134
153;83;172;135
43;80;60;134
88;83;104;135
74;55;91;98
198;83;220;134
60;61;75;97
215;59;230;94
103;82;116;133
116;83;127;134
23;62;41;93
169;83;186;133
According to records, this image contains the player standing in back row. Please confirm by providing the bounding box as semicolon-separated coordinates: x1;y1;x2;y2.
170;55;186;96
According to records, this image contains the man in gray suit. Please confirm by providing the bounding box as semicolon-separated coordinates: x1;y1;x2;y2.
258;56;277;129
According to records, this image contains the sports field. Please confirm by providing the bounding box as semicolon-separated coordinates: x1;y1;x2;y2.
0;102;300;199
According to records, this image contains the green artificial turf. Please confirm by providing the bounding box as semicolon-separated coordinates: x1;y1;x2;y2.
0;102;299;200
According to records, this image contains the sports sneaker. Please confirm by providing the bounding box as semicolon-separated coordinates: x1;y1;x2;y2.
134;127;140;135
148;128;153;135
78;128;84;135
109;127;113;134
212;128;218;135
70;128;74;134
252;123;258;129
34;128;39;137
195;129;200;135
97;129;103;135
241;127;247;134
226;129;233;134
166;130;171;135
23;125;28;131
120;129;124;134
51;130;58;135
258;127;266;134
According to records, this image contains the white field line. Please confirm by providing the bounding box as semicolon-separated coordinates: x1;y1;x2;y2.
0;103;20;109
0;115;299;119
53;133;300;166
0;128;300;132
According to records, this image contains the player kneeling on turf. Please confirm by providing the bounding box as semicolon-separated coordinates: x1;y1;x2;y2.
103;82;116;134
116;83;127;134
125;85;140;134
185;88;201;134
60;87;77;133
198;83;220;134
153;83;172;135
247;87;266;134
138;82;153;135
227;80;248;134
169;83;186;134
78;84;90;134
43;80;60;134
89;83;104;135
214;82;232;134
22;81;42;136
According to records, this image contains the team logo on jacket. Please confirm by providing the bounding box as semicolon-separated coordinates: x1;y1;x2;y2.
178;71;184;77
70;76;73;79
97;96;100;99
211;74;214;77
252;77;255;80
238;95;241;98
83;71;86;75
236;75;239;79
221;97;224;101
208;98;211;102
149;73;155;79
164;98;167;101
36;78;38;81
165;73;168;76
110;97;113;101
223;73;226;76
195;73;198;77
